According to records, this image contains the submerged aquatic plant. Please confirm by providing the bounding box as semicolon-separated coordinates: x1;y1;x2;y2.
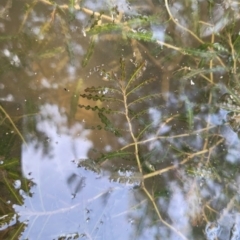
1;0;240;239
77;56;240;239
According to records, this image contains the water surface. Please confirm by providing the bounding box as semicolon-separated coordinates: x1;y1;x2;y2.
1;0;240;239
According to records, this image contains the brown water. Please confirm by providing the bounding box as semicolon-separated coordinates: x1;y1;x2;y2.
1;0;240;239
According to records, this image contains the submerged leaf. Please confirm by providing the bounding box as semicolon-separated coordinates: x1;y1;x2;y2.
128;93;162;106
183;47;218;58
98;112;122;136
78;104;110;113
127;77;156;96
120;57;126;81
87;23;122;35
38;46;65;59
80;93;123;103
77;159;101;174
125;30;154;42
180;67;225;81
97;151;133;162
125;61;147;90
85;86;121;95
110;171;143;185
82;36;96;67
70;78;83;119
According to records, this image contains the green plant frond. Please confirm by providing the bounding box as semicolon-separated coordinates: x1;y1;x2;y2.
82;36;96;67
233;34;240;49
212;42;229;54
0;158;19;170
39;20;53;36
185;163;221;182
78;104;109;113
120;57;126;81
78;104;124;115
91;125;128;134
104;126;122;136
180;66;225;81
183;98;194;131
66;41;75;64
142;160;156;172
126;77;156;96
141;147;158;161
130;104;163;121
125;61;147;90
10;221;26;240
21;178;33;196
2;171;23;205
85;86;121;95
19;1;37;32
98;69;117;82
0;106;27;145
69;0;75;9
137;122;154;139
125;30;154;43
110;171;143;184
169;143;191;157
77;159;101;174
37;46;65;59
183;47;218;58
97;150;134;163
68;0;76;20
130;108;149;120
0;213;15;229
58;10;70;38
56;4;67;18
126;15;157;27
70;78;83;119
98;112;122;136
128;93;162;107
87;23;122;35
80;93;123;103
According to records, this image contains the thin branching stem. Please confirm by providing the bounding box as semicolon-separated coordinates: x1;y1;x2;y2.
228;32;237;74
143;138;224;179
122;86;142;173
0;106;27;145
164;0;204;44
143;187;189;240
120;125;217;151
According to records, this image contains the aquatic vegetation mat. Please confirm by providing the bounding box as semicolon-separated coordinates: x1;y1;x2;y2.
1;0;240;239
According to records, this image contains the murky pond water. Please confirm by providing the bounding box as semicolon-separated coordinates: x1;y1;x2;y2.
1;0;240;239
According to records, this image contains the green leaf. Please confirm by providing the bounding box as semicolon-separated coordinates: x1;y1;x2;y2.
2;171;23;205
97;151;133;162
77;159;101;174
110;171;143;184
185;98;194;131
125;61;147;90
82;36;96;67
125;30;154;42
80;93;123;103
70;78;83;119
85;86;122;95
78;104;107;112
38;46;65;59
128;93;162;106
98;112;122;136
183;47;217;58
87;23;122;35
180;66;225;81
120;57;126;81
127;77;156;96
